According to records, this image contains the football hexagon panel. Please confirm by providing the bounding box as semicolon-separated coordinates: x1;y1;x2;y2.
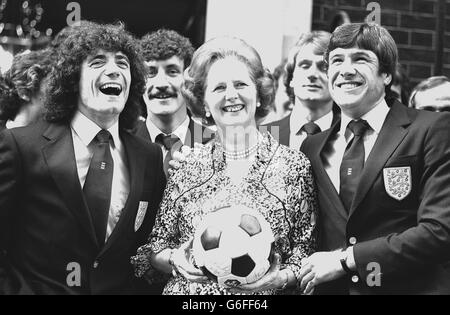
200;226;222;250
239;214;262;236
231;254;256;277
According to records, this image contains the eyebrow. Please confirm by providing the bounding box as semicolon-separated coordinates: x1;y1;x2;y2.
116;54;130;63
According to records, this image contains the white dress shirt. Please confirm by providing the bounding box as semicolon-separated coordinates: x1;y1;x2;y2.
324;99;390;193
146;116;190;160
289;105;334;150
71;111;130;241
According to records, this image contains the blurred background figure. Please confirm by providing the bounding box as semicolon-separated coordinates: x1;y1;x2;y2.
409;75;450;112
258;59;291;125
0;48;53;130
263;31;339;149
329;10;351;33
390;63;411;105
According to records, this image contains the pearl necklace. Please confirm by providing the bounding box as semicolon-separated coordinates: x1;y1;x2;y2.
223;135;261;160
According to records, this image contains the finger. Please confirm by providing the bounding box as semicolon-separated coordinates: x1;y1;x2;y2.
299;263;312;281
300;271;315;291
304;283;315;295
172;150;185;163
238;254;281;291
181;145;191;156
304;279;315;295
168;160;180;170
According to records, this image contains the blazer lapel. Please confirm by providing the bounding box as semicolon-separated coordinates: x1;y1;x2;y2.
135;120;151;142
349;101;412;216
100;130;147;255
314;120;348;220
42;123;98;246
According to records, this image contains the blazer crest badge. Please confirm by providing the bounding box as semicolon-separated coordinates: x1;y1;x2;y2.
383;166;411;201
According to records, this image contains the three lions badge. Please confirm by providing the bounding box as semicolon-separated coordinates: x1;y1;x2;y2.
383;166;411;201
135;201;148;232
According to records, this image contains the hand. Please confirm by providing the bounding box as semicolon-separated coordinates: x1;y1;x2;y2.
299;251;345;294
171;238;209;283
168;145;191;170
229;253;285;294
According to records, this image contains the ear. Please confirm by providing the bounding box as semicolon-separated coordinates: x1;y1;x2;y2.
18;92;30;102
383;73;392;86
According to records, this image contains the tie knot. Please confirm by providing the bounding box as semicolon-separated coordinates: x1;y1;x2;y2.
156;133;180;150
300;121;321;136
347;120;369;137
96;129;112;144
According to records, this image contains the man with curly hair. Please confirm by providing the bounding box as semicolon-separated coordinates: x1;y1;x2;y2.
135;29;212;176
0;48;54;131
0;21;166;294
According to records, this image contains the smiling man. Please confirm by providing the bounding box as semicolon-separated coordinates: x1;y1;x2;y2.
264;31;340;149
300;23;450;295
0;22;166;294
135;29;212;176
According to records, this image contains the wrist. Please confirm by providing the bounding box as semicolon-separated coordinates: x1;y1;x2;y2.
340;247;355;275
168;248;177;277
278;269;290;290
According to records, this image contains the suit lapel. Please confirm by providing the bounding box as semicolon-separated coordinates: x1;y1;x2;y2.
42;123;98;246
349;102;412;216
310;120;348;220
135;120;151;142
100;130;147;255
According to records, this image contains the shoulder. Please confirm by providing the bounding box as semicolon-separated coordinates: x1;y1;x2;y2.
275;142;312;173
261;114;290;128
121;128;162;158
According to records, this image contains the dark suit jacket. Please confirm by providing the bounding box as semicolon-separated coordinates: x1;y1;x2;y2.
133;118;213;147
0;120;6;132
301;100;450;294
262;103;340;147
0;120;166;294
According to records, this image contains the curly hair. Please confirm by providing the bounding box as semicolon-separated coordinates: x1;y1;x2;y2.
284;31;331;104
182;37;274;126
0;48;54;121
44;21;146;129
140;29;194;67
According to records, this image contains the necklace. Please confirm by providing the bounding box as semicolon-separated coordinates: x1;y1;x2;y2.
223;134;261;160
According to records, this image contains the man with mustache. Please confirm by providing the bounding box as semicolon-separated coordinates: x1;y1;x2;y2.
135;29;212;176
264;31;340;149
299;23;450;294
0;22;166;294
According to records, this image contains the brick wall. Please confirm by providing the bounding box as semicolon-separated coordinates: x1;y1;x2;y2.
312;0;444;87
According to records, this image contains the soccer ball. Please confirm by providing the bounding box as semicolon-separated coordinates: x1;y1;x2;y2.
192;204;275;288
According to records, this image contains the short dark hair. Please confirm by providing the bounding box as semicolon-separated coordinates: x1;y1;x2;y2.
325;22;398;95
0;48;54;120
182;37;275;125
409;76;450;108
284;31;331;103
140;29;194;68
44;21;146;129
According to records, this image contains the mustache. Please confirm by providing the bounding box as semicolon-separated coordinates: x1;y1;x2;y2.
147;90;178;99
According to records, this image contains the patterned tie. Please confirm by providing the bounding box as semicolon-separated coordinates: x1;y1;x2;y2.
83;129;114;245
299;121;321;136
339;120;370;212
156;133;182;177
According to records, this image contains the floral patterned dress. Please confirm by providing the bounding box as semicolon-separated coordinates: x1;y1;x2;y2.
132;132;318;295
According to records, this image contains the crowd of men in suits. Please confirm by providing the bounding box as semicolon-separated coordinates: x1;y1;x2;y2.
0;20;450;295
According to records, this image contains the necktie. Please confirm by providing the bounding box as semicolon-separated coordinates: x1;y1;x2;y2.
299;121;321;136
83;129;114;245
339;120;370;212
156;133;182;177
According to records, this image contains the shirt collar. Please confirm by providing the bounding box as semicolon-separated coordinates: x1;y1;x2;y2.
339;98;390;138
290;104;334;133
71;110;120;148
146;116;190;144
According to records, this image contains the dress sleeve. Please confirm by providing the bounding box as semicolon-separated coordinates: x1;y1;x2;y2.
283;156;318;291
131;169;183;278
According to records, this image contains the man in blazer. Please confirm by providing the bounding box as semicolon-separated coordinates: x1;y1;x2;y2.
0;22;166;294
263;31;340;149
135;29;212;176
300;23;450;294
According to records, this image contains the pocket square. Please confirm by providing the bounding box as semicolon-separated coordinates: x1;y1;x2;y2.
135;201;149;232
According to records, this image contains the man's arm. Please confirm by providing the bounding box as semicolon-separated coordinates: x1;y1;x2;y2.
0;130;23;291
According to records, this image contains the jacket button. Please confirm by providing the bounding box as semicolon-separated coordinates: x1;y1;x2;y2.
349;237;357;245
93;261;99;268
351;275;359;283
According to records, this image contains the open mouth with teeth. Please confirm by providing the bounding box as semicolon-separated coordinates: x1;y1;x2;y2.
223;104;245;113
150;93;177;100
336;81;363;90
99;83;123;96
